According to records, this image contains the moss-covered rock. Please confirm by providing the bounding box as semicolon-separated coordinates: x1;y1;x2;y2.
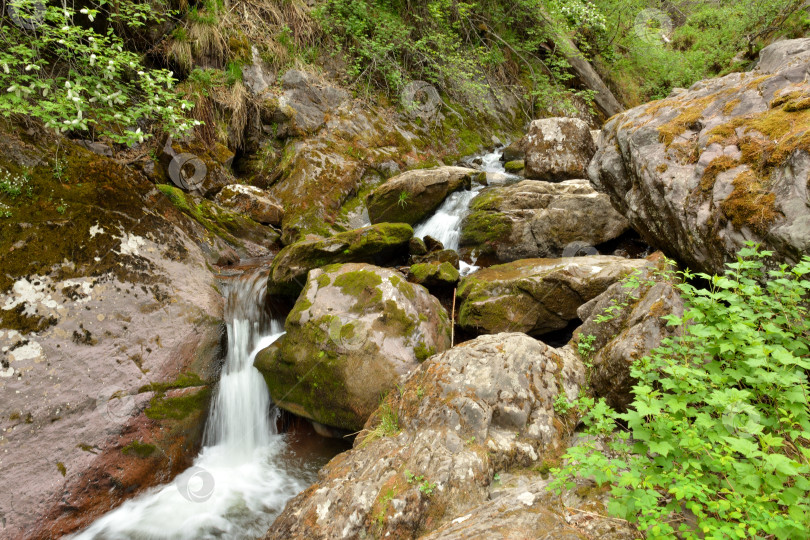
457;256;648;337
407;261;460;288
459;180;629;263
503;159;525;173
366;166;480;225
266;223;414;296
214;184;284;226
255;263;451;431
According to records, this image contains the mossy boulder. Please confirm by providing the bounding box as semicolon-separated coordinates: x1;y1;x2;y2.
589;37;810;274
266;223;414;296
255;263;451;431
460;180;629;263
457;256;648;337
366;166;480;225
521;118;596;181
407;261;460;288
214;184;284;226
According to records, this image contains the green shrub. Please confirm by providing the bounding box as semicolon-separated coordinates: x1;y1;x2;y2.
553;245;810;539
0;0;198;144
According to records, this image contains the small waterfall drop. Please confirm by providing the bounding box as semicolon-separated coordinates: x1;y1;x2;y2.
71;270;308;540
413;148;520;273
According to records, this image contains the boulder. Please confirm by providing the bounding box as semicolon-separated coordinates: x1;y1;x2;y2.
255;263;451;431
572;254;684;411
459;180;630;263
214;184;284;226
521;118;596;181
0;129;225;538
408;261;460;288
264;333;585;539
457;256;648;337
501;139;525;162
366;167;480;225
589;37;810;274
266;223;413;296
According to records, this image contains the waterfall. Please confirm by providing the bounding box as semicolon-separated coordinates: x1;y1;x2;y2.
413;148;519;274
71;270;306;540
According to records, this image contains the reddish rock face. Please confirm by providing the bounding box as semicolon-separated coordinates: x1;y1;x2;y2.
0;130;227;539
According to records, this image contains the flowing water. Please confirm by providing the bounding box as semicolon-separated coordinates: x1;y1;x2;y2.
71;271;328;540
413;149;520;274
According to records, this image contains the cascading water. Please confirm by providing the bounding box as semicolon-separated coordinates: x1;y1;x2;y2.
413;148;520;274
71;271;312;540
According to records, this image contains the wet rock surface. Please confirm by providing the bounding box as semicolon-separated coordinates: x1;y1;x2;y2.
589;37;810;274
0;129;226;539
215;184;285;226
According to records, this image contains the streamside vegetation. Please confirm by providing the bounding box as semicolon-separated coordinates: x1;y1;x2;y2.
553;245;810;539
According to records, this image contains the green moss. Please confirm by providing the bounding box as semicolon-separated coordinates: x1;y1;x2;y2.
121;440;158;458
459;210;512;250
144;387;211;421
56;462;67;476
381;299;416;336
414;342;436;362
333;269;383;307
316;273;332;288
503;160;524;172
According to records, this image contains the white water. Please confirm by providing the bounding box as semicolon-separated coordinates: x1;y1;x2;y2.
71;272;308;540
413;149;520;274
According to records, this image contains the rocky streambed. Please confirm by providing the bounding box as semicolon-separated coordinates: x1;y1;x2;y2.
2;36;809;540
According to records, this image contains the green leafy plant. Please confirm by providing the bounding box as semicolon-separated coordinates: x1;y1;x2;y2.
551;244;810;539
419;479;436;496
396;191;410;209
0;0;199;144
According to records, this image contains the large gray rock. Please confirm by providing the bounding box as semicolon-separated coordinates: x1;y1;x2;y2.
572;254;684;411
266;223;413;296
264;333;585;539
263;70;350;136
460;179;630;262
366;166;481;225
589;37;810;274
457;256;648;337
521;118;596;181
255;263;451;432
